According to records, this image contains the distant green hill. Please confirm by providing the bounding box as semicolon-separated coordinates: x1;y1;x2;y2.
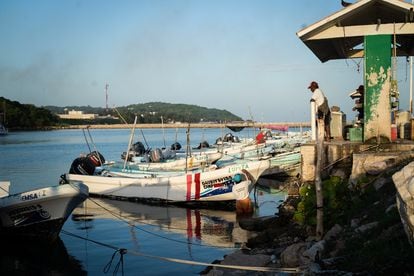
0;97;243;129
0;97;59;129
118;102;242;123
45;102;243;124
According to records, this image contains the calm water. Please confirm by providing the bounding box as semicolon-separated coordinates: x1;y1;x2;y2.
0;128;286;275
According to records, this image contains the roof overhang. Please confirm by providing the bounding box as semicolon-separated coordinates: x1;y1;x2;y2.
297;0;414;62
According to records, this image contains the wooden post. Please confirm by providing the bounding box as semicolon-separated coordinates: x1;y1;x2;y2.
315;118;325;240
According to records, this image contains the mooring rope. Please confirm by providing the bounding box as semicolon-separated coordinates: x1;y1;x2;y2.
62;230;126;275
61;229;302;274
103;248;126;276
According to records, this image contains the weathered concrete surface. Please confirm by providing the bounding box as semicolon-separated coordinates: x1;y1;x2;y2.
301;144;316;182
301;141;414;183
350;151;414;186
301;142;372;182
393;161;414;246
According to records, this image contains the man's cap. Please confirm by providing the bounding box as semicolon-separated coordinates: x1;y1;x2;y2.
308;81;318;89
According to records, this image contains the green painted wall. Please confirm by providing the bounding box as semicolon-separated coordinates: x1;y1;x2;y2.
364;35;391;143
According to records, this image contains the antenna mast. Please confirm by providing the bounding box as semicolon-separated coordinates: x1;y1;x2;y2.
105;83;109;112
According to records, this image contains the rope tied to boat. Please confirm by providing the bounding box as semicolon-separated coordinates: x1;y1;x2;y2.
103;248;127;276
61;229;302;274
62;230;127;276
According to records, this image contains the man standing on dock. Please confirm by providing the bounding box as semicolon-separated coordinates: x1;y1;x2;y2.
308;81;331;141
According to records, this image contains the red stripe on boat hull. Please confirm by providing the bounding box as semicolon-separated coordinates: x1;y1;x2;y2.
195;173;200;200
186;174;192;201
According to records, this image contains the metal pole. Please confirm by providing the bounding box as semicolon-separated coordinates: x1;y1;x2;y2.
123;116;138;171
161;116;166;149
105;84;109;112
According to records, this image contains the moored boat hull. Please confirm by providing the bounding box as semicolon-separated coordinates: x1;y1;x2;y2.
64;160;270;203
0;183;89;241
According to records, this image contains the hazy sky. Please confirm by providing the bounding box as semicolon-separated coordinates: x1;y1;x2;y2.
1;0;413;122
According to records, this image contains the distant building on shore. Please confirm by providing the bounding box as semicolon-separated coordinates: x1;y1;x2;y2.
58;109;98;120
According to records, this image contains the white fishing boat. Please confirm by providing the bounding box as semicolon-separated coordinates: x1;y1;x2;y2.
119;119;223;171
262;150;302;177
63;159;270;203
71;147;222;177
213;130;308;162
105;134;298;179
219;142;276;161
124;150;223;171
0;181;89;241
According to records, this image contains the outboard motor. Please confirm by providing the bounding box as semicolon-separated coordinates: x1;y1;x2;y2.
131;141;146;156
69;157;96;175
149;148;163;162
170;142;182;151
223;133;234;142
69;151;105;175
196;140;210;149
232;136;240;143
215;137;223;145
121;141;146;160
87;151;106;166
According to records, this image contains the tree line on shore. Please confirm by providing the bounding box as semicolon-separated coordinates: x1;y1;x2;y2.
0;97;59;129
1;97;242;129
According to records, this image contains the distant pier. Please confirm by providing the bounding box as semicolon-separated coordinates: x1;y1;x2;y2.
58;122;311;130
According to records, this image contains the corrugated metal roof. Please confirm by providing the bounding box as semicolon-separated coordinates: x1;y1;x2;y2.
297;0;414;62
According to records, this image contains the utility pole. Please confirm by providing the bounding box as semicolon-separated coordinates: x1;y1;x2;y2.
105;83;109;113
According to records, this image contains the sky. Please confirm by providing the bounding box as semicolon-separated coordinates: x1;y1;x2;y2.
0;0;413;122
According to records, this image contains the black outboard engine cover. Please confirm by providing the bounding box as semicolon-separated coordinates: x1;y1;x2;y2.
69;157;95;175
170;142;182;151
69;151;105;175
131;141;146;156
232;136;240;143
223;133;234;142
196;140;210;149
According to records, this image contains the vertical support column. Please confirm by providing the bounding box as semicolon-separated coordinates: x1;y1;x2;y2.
311;101;317;141
364;35;392;143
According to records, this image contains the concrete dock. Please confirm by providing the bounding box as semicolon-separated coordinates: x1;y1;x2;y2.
301;140;414;183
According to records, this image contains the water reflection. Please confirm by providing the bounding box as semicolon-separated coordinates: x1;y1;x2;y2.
72;198;253;249
0;237;86;275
